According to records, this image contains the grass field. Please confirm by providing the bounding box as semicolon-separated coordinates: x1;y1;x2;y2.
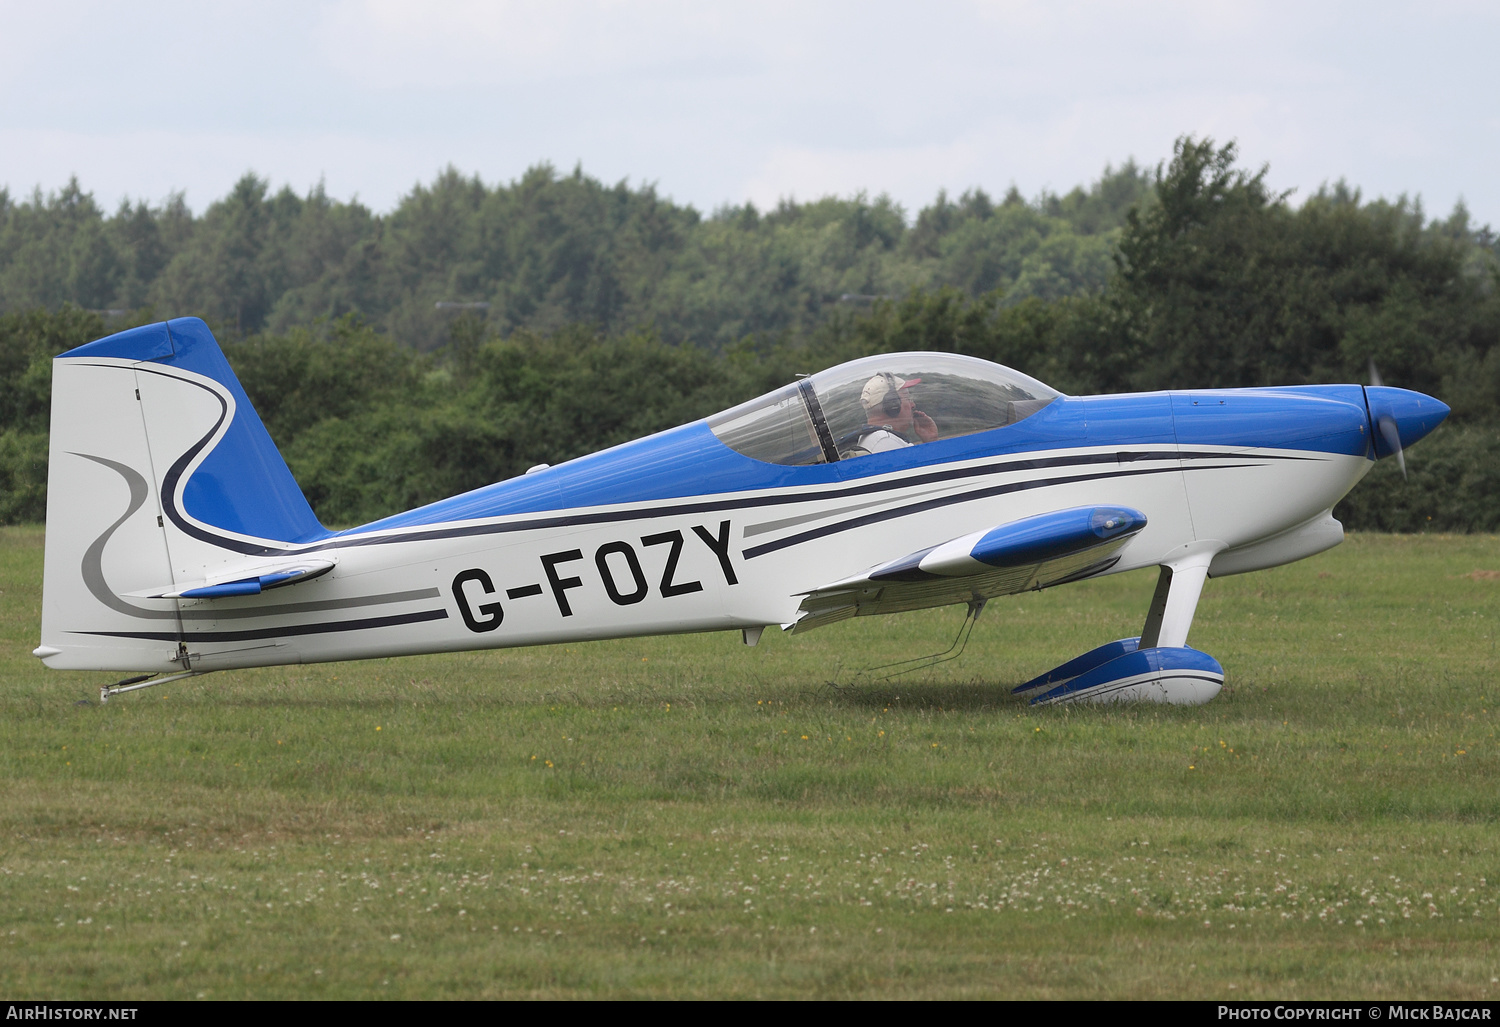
2;526;1498;999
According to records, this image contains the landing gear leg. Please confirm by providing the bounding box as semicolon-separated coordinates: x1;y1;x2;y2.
1140;550;1213;649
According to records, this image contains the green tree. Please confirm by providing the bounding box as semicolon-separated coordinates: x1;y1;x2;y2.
0;306;110;522
1109;138;1500;397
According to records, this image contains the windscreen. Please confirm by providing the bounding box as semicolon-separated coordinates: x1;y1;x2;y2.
704;381;828;465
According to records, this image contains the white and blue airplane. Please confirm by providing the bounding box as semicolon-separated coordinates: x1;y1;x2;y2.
34;318;1448;705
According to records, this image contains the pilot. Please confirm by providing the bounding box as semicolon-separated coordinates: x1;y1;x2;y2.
842;372;939;456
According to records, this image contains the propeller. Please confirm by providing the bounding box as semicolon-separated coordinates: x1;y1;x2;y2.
1368;359;1406;480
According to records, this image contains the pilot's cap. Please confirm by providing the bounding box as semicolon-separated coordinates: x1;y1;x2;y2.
860;373;921;411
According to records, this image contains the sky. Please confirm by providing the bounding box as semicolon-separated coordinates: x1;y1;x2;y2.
1;0;1496;226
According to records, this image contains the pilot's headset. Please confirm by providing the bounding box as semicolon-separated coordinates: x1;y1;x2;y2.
880;373;906;417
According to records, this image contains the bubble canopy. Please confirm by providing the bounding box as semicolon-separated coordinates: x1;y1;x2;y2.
707;352;1060;466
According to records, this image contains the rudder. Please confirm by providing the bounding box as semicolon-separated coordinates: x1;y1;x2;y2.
36;318;329;671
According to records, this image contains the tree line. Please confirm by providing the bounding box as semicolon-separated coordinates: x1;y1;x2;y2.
2;138;1496;531
0;160;1150;351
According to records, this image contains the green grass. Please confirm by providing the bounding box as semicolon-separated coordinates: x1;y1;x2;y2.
2;526;1498;998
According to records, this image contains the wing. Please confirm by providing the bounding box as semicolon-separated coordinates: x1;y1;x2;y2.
787;505;1146;634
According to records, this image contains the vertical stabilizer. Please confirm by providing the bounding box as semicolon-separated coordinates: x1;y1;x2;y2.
37;318;329;671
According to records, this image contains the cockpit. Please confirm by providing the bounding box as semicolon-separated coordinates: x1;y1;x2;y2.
707;352;1059;466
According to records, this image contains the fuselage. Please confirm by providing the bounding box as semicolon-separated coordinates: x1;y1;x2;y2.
41;325;1450;676
62;387;1373;671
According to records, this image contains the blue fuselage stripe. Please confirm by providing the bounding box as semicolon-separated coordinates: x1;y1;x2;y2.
294;450;1294;557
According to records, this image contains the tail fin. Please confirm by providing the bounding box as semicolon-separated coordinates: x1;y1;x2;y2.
37;317;330;671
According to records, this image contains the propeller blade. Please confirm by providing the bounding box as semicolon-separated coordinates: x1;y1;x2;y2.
1379;415;1407;479
1368;359;1406;480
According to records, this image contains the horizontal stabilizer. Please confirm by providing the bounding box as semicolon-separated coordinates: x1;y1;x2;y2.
129;559;335;600
788;505;1146;633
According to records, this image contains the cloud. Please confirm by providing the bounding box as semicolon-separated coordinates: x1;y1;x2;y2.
0;2;91;87
0;1;1496;225
317;0;788;88
0;127;439;212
